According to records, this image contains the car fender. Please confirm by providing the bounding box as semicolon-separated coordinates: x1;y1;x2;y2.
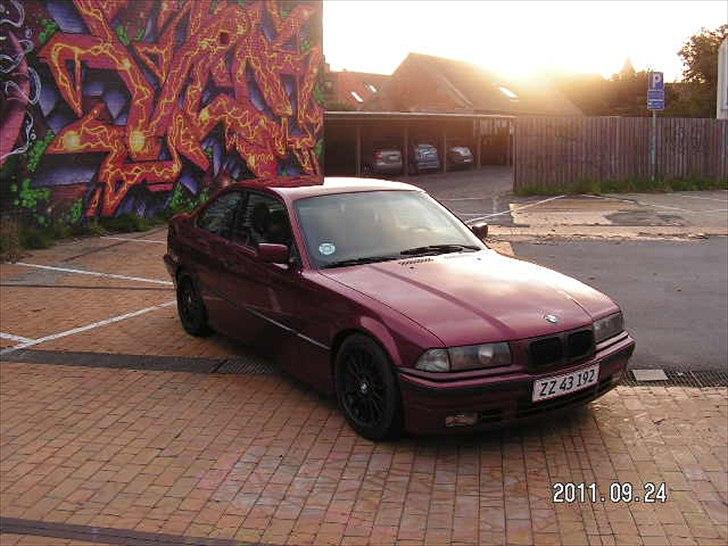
356;315;404;367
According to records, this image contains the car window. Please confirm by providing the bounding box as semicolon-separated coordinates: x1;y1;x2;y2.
231;192;293;248
295;190;484;268
197;191;244;237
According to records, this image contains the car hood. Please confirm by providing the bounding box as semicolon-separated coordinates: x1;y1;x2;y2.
321;250;617;346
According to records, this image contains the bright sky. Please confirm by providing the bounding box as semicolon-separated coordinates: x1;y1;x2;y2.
324;0;728;82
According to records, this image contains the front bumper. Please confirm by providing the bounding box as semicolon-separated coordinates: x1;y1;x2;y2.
414;161;440;171
397;333;635;434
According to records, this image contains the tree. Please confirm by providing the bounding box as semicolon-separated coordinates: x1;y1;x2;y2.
679;25;727;85
607;67;650;117
672;25;728;117
613;58;637;81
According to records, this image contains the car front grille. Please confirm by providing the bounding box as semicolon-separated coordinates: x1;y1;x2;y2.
567;330;594;359
528;328;594;369
530;337;563;366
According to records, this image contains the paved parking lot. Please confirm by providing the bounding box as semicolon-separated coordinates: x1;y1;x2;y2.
404;169;727;234
1;232;727;545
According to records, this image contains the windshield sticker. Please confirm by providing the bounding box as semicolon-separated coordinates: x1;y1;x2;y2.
318;242;336;256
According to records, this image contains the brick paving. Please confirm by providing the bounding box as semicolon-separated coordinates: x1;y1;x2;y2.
1;234;727;546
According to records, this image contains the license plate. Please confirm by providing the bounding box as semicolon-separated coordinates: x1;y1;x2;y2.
532;364;599;402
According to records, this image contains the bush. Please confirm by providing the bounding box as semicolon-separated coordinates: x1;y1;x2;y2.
0;211;169;259
19;227;54;250
0;215;23;262
99;214;145;233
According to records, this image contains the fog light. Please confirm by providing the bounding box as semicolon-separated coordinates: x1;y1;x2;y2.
445;412;478;427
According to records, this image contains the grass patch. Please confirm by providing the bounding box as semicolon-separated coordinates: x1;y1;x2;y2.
0;213;168;262
98;213;162;233
515;177;728;196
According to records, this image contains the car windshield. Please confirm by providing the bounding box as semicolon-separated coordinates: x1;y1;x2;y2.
294;190;486;268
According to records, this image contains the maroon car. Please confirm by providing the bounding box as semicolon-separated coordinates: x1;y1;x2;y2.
164;177;635;440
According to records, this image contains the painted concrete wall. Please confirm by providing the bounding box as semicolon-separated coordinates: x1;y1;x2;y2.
0;0;323;226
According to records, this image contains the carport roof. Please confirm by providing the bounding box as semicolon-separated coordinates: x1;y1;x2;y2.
325;111;514;123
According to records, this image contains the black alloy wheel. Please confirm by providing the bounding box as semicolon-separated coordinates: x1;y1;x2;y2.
176;273;211;336
335;334;402;441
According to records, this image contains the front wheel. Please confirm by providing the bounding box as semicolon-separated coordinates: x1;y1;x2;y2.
176;273;211;336
335;334;402;441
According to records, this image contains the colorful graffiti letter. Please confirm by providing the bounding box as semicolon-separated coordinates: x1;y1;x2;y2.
0;0;323;223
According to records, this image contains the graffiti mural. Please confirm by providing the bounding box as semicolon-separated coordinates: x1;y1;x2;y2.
0;0;323;225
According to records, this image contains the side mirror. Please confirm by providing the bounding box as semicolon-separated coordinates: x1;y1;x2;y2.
470;222;488;240
257;243;290;264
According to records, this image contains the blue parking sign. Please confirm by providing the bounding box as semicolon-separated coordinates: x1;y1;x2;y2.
648;72;664;91
647;71;665;110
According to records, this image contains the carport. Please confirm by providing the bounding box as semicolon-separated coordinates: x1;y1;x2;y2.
324;111;514;176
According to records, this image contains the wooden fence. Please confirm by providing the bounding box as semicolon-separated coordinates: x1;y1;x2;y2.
513;116;728;190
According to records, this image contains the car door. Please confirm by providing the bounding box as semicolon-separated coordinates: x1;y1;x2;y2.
216;191;303;367
187;190;245;332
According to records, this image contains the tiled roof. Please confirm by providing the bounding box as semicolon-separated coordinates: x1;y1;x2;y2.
366;53;583;116
325;70;391;110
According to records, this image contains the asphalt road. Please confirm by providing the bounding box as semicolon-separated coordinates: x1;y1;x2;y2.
404;166;518;225
514;238;728;371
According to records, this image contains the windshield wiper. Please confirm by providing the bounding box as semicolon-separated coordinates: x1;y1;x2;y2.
324;255;401;268
399;244;481;256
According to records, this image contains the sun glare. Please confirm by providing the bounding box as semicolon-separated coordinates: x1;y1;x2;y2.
324;0;728;81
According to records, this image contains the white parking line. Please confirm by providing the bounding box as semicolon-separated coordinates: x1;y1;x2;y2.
675;193;728;203
0;332;36;344
102;236;166;244
585;193;727;214
15;262;173;286
441;197;489;202
466;195;566;223
0;300;177;356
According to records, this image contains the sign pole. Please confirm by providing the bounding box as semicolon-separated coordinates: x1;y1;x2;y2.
651;110;657;182
647;71;665;183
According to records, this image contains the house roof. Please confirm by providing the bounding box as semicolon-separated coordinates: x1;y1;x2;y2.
324;69;391;110
367;53;583;116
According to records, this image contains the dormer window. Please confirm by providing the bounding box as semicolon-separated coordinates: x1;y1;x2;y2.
497;85;519;100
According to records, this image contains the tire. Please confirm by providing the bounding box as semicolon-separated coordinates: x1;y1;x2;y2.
334;334;402;441
176;272;211;337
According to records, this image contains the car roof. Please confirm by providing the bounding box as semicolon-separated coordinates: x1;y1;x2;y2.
230;176;422;200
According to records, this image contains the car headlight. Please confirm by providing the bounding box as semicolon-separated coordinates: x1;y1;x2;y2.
415;343;511;372
415;348;450;372
594;312;624;343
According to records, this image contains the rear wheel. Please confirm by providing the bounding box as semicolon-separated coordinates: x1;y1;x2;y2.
335;334;402;441
176;273;211;336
